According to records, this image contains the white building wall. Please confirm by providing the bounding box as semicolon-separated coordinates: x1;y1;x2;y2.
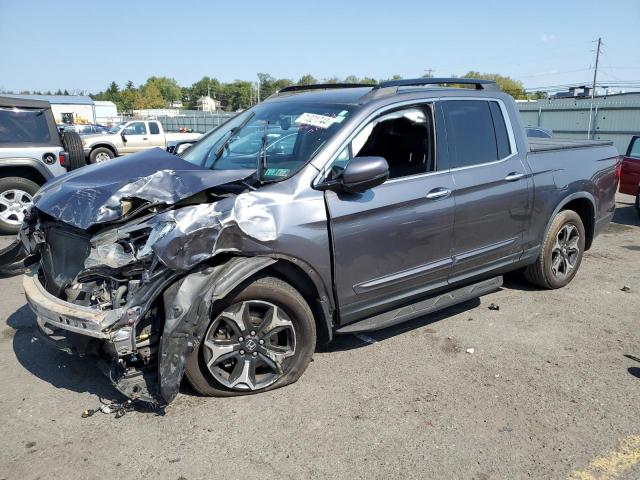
94;101;118;123
50;104;95;124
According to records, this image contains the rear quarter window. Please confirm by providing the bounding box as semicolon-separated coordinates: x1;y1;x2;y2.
0;108;52;144
149;122;160;135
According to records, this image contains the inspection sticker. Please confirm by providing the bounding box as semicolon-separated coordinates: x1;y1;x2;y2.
295;112;336;129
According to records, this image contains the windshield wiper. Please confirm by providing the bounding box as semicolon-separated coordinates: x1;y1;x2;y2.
211;112;256;164
257;120;269;182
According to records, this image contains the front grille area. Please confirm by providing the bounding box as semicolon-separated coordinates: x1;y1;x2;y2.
40;225;91;297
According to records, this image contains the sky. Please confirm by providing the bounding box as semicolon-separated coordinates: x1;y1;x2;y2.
1;0;639;94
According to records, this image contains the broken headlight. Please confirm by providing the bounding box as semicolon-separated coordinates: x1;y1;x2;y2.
137;221;175;257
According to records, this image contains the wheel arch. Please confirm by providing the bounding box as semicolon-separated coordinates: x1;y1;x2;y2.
264;257;334;345
0;161;52;185
545;192;596;250
89;143;118;157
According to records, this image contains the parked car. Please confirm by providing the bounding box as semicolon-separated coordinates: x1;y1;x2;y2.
81;120;202;163
0;96;85;234
525;126;553;139
63;124;110;135
619;135;640;212
11;79;619;405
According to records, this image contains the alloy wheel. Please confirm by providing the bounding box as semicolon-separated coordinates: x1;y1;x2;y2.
95;152;111;163
0;189;33;225
550;223;580;280
203;300;296;391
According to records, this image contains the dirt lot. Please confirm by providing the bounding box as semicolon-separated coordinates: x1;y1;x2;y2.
0;195;638;480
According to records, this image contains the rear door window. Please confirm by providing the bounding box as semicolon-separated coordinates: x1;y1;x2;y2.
0;108;51;144
443;100;502;168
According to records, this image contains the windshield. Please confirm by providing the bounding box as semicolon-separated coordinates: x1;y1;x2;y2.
108;123;125;134
181;102;354;181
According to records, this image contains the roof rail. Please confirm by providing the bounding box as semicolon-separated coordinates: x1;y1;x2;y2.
373;78;500;91
276;83;375;95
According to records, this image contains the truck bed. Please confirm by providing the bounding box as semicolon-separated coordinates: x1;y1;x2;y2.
528;138;613;153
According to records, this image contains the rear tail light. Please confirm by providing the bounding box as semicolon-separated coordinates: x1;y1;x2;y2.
615;156;622;180
59;151;68;167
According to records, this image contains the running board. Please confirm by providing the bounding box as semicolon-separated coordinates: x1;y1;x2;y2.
336;276;503;334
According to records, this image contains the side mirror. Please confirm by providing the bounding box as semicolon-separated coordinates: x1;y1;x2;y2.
339;156;389;193
121;132;127;143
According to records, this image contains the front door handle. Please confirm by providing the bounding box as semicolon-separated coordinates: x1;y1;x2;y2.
143;137;148;140
426;187;451;200
505;172;525;182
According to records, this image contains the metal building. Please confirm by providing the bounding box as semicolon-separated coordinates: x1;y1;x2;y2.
518;92;640;153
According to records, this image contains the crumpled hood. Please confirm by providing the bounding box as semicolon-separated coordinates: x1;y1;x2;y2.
34;148;254;229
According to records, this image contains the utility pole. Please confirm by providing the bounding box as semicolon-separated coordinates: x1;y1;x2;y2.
587;37;602;139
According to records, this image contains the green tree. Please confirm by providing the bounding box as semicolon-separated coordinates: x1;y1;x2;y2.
219;80;252;111
297;74;317;85
119;88;142;112
462;71;526;99
144;76;181;105
139;83;165;109
360;76;377;85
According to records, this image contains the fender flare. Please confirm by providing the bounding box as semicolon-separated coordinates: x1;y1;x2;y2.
158;256;275;403
87;142;119;157
0;158;54;182
542;191;597;249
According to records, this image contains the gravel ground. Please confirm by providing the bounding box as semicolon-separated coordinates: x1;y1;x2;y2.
0;195;638;480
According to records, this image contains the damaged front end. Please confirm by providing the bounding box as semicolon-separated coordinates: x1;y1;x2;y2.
18;149;280;405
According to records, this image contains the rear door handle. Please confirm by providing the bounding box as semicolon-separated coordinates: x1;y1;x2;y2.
426;187;451;200
504;172;525;182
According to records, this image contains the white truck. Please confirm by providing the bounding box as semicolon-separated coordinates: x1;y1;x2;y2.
82;120;202;163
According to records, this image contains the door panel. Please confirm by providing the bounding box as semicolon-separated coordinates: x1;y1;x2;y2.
450;157;532;280
442;99;532;282
121;122;149;153
326;171;455;323
620;157;640;196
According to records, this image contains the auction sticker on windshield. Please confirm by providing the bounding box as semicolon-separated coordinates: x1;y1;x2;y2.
295;113;337;129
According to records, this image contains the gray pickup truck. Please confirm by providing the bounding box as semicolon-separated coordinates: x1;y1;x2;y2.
10;79;619;405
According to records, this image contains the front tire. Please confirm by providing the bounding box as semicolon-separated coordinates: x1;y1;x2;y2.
89;147;114;164
0;177;39;235
185;276;316;397
525;210;586;289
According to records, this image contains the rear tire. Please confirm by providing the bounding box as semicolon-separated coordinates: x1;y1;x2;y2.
185;276;316;397
61;131;86;170
89;147;114;164
525;210;585;289
0;177;39;235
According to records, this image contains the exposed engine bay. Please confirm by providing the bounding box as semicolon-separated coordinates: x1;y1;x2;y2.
16;149;299;404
